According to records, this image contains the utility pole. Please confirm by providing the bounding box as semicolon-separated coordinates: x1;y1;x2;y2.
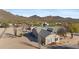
13;24;17;36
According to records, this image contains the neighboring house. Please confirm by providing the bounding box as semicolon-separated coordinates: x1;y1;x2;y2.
32;26;65;45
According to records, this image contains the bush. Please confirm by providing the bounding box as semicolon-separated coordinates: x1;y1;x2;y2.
1;23;9;28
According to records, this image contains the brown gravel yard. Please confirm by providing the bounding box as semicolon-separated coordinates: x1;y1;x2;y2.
0;27;79;49
0;27;39;49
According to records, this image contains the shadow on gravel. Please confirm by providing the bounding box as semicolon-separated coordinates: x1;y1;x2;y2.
47;46;76;49
23;32;38;43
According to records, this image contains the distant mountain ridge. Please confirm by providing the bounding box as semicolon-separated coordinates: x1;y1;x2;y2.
0;9;79;22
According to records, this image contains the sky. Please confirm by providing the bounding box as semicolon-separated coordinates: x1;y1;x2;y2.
5;9;79;19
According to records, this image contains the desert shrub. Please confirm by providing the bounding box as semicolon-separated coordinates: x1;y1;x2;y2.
1;23;9;28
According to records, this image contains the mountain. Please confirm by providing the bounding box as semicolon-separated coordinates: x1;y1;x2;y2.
0;9;29;23
29;15;42;20
0;9;79;32
28;15;79;22
0;10;17;20
0;9;79;24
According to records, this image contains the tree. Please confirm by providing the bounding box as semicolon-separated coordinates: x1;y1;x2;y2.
57;27;67;37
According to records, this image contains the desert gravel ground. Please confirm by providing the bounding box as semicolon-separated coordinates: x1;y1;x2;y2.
0;27;39;49
0;27;79;49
